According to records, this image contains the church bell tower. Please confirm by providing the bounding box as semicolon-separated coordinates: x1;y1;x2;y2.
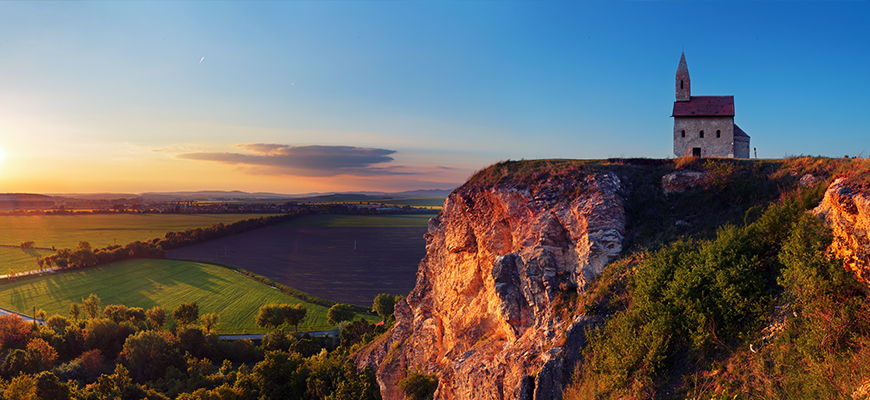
676;52;690;101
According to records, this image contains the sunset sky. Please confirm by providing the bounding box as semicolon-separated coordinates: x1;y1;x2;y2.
0;2;868;194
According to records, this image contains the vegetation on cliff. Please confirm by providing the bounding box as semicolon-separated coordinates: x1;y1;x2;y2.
559;156;870;399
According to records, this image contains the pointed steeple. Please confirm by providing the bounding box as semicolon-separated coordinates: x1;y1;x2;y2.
676;52;690;101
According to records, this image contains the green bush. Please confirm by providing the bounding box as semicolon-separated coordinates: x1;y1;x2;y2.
578;187;826;397
398;370;438;400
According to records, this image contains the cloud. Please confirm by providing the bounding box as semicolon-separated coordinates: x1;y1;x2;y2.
178;144;405;177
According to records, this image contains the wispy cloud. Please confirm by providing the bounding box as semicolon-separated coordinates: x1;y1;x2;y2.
178;144;407;177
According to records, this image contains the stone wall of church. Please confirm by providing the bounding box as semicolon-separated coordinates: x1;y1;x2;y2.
734;135;750;158
674;117;735;158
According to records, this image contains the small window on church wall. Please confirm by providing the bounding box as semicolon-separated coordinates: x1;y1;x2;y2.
716;130;721;138
681;130;685;138
700;130;704;138
680;80;684;89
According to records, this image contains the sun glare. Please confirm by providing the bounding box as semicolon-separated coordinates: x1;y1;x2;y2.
0;145;6;164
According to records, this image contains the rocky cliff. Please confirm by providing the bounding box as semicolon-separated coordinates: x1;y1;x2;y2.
357;169;626;399
814;177;870;285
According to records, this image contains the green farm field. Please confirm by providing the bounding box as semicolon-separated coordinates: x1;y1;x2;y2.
0;258;377;334
0;213;276;274
0;247;55;276
168;214;429;306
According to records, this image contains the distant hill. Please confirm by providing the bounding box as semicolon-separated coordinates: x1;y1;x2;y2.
47;188;456;202
0;193;56;211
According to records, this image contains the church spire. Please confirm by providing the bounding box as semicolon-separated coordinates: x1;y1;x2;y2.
676;52;690;101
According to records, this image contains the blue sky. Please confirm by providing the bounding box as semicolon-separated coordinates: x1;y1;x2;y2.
0;1;867;194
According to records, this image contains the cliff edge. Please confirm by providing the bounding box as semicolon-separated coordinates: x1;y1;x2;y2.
357;167;625;399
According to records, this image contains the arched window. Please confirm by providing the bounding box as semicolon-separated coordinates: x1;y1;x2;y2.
680;80;684;89
700;130;704;138
716;130;721;138
681;130;685;138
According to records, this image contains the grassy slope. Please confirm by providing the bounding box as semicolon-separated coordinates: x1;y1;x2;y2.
0;213;276;274
0;258;378;334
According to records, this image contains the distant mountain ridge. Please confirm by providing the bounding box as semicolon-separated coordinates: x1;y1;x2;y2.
39;188;455;202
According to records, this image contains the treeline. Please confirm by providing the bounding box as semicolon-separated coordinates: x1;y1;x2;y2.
33;211;313;273
0;294;403;399
37;241;164;272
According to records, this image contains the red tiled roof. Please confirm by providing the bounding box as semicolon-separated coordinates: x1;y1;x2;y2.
672;96;734;117
733;124;750;138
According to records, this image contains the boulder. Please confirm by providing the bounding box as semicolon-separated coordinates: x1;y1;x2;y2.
662;170;709;195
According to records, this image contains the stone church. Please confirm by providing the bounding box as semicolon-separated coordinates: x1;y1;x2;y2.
672;53;750;158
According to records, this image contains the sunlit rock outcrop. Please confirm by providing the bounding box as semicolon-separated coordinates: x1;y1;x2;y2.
815;178;870;285
357;170;625;399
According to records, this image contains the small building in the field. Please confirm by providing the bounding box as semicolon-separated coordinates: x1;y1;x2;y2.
672;53;750;158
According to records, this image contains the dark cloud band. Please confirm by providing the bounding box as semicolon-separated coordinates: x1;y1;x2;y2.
178;144;403;177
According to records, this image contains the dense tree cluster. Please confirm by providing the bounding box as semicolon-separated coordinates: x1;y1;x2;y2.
0;295;385;399
37;240;165;272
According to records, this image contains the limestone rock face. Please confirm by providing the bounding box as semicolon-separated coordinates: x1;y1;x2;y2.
661;170;708;195
357;172;625;400
815;178;870;285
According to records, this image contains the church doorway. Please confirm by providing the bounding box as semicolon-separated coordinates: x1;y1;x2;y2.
692;147;701;157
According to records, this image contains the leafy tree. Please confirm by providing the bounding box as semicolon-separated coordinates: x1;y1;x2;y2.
256;304;307;332
252;350;308;399
24;338;58;372
120;330;184;382
34;370;71;400
79;349;105;376
172;301;199;326
82;293;101;319
45;315;71;332
338;319;378;349
103;304;128;323
69;303;81;322
147;306;167;330
327;303;355;325
283;304;307;332
20;241;35;248
127;307;147;323
2;349;27;377
83;318;136;358
201;312;219;334
3;373;37;400
256;304;285;329
93;363;132;399
0;314;34;351
372;293;402;319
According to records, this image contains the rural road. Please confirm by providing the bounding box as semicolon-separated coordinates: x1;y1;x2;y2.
0;306;42;324
0;266;59;281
